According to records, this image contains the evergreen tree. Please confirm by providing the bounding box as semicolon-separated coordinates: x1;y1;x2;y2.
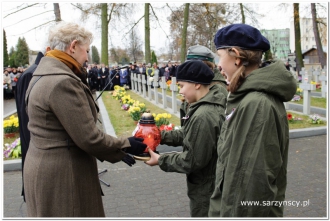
151;50;157;65
3;29;9;67
91;45;100;64
15;37;30;66
8;46;16;68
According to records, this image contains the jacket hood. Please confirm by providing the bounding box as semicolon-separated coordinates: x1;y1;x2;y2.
230;60;297;103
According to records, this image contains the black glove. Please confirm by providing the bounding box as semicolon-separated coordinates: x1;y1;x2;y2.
126;137;147;155
122;154;136;167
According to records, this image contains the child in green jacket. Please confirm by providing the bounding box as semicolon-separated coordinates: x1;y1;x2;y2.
145;60;226;217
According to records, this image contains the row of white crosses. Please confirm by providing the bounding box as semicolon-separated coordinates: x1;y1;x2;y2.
130;71;179;114
311;66;327;98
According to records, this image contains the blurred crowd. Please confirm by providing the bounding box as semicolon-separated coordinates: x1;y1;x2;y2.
85;61;180;92
3;66;27;100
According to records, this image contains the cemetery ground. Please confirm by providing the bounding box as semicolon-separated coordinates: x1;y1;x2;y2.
3;90;328;218
104;88;327;132
290;96;326;109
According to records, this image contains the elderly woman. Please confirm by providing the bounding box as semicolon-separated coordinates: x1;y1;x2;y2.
24;22;146;217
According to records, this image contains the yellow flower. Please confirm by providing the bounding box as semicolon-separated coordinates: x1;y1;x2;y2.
155;116;160;121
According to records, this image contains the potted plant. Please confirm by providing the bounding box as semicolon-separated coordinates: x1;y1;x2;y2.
3;115;19;138
128;106;142;123
153;113;173;131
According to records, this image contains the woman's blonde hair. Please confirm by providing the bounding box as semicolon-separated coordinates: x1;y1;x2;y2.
226;47;263;93
48;22;93;51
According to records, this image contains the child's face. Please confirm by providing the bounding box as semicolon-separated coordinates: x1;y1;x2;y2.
178;81;198;104
217;49;238;83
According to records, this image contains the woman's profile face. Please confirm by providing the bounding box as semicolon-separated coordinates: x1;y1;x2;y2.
217;49;237;84
73;42;90;66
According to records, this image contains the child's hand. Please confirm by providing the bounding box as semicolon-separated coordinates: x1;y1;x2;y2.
145;148;160;166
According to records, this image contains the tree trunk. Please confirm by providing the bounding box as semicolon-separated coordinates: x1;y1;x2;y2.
53;3;61;23
180;3;190;63
144;3;151;64
311;3;326;68
101;3;108;65
293;3;304;74
239;3;245;24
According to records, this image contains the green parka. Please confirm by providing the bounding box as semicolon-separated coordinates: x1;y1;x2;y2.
209;60;297;217
159;84;226;217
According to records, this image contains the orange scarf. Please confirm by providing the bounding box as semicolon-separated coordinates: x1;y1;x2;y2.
45;49;88;86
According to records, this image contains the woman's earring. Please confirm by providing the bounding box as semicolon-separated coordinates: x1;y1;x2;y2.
234;63;237;66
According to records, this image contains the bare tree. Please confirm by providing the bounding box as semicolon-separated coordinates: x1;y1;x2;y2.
126;28;144;62
240;3;245;23
4;3;62;35
180;3;189;63
311;3;326;68
53;3;61;23
145;3;151;64
293;3;304;73
101;3;109;64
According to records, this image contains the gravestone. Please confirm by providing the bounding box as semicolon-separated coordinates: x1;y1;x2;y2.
299;69;316;115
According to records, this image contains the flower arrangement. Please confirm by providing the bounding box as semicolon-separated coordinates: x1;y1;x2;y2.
153;113;171;127
121;95;131;104
112;86;126;100
293;87;303;100
128;106;142;121
309;114;323;124
139;103;146;113
3;115;19;134
3;138;21;159
166;80;171;91
121;104;130;111
311;81;321;89
291;94;301;102
287;113;303;123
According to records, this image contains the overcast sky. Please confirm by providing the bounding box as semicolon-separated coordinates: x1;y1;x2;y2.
1;1;325;55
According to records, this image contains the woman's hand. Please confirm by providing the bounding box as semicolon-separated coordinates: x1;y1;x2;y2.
145;148;160;166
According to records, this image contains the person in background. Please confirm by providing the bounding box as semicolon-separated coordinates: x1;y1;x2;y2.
179;44;228;126
119;66;128;87
23;22;146;217
3;69;12;99
110;65;120;89
145;60;226;217
159;63;166;80
16;48;50;202
98;63;109;91
10;67;19;98
209;24;297;217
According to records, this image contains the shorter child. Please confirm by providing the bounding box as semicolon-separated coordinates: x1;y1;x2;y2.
145;60;226;217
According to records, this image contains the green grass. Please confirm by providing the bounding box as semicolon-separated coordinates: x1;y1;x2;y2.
290;97;327;109
101;90;181;138
101;90;327;135
287;111;326;130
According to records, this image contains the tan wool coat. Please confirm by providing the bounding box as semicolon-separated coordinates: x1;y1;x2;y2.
24;57;130;217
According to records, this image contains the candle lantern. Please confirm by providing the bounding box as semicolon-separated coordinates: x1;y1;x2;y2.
133;112;161;161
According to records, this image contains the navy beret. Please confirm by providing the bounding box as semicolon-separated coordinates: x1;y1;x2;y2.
176;60;214;85
214;24;270;52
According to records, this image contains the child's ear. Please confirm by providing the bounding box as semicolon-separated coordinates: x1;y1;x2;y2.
194;84;201;89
